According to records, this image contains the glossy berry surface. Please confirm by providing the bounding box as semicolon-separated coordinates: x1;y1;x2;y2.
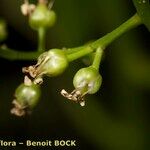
39;49;69;76
73;66;102;94
29;4;56;30
15;83;41;108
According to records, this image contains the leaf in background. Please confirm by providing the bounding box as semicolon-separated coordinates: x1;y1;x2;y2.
132;0;150;31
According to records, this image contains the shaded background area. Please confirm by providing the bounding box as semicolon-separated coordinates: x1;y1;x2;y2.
0;0;150;150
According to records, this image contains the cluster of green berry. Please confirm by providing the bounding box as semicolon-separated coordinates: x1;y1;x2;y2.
0;0;143;117
11;0;103;117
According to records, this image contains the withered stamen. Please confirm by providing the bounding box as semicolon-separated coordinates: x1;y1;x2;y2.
22;53;50;81
61;89;86;106
10;100;29;117
21;0;35;16
33;77;43;85
24;76;32;86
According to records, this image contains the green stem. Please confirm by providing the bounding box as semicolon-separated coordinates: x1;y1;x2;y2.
0;14;142;61
66;46;85;54
38;27;46;52
0;47;41;60
66;41;94;54
66;13;142;61
92;47;103;70
91;13;142;49
67;46;93;62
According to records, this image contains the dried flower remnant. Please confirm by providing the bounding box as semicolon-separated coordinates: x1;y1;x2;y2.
11;100;29;116
21;0;36;16
61;89;86;106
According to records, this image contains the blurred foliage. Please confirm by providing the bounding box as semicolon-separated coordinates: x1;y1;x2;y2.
0;19;7;42
0;0;149;150
133;0;150;31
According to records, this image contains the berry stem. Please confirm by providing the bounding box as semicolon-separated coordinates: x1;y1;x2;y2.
67;46;93;62
38;27;46;52
92;47;103;70
0;47;41;60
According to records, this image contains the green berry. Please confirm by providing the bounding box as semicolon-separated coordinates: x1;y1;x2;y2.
29;4;56;30
15;83;41;108
73;66;102;94
38;49;69;77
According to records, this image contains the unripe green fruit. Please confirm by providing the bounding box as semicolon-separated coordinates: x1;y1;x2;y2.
39;49;69;76
73;66;102;94
15;83;41;108
29;4;56;30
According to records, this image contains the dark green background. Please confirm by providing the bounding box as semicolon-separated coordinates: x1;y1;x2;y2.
0;0;150;150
